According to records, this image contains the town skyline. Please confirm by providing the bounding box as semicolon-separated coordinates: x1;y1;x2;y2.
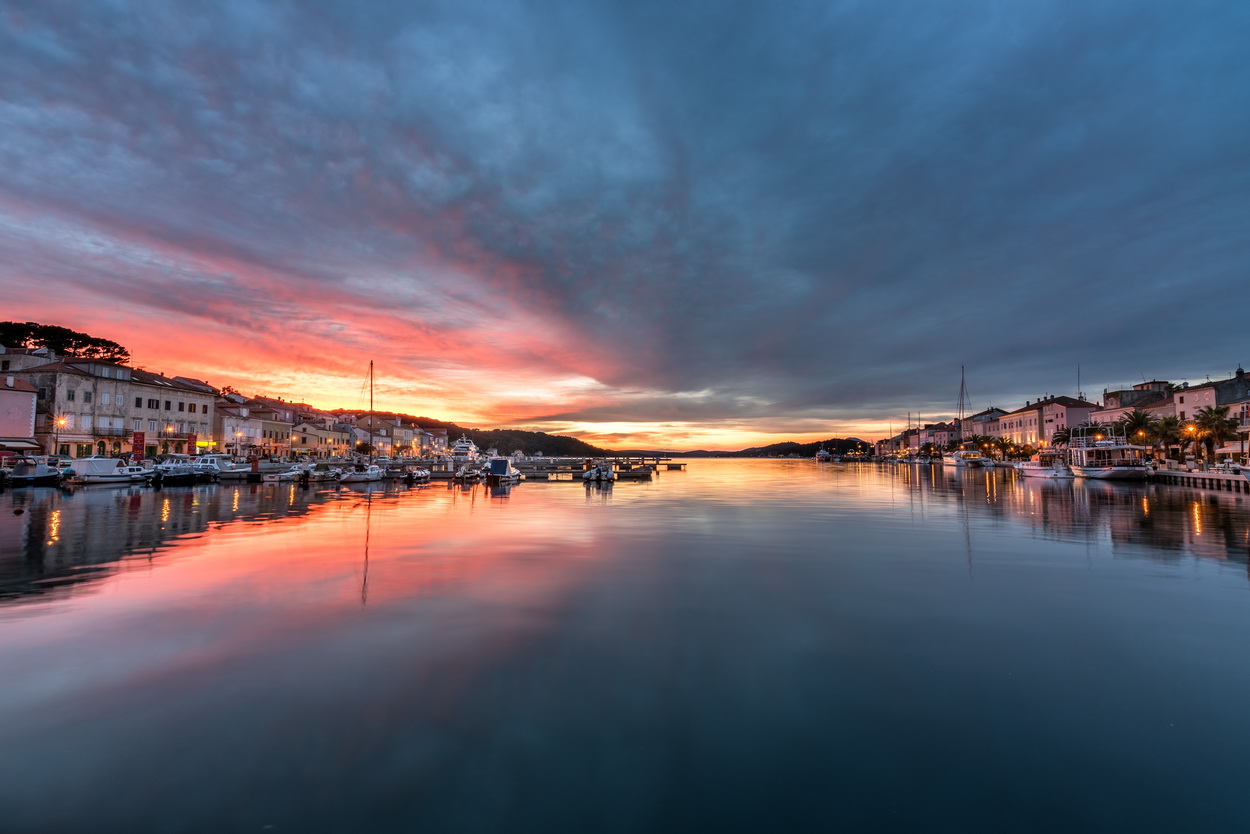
3;1;1248;450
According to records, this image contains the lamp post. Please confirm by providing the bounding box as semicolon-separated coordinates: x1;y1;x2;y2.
54;416;67;457
235;430;243;457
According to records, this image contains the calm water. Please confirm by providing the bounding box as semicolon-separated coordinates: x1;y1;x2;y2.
2;460;1249;833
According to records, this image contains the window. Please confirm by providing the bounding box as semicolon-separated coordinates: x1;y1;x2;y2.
164;400;171;411
38;388;49;400
66;389;76;401
114;417;124;429
0;360;8;370
1179;396;1185;404
82;415;92;429
64;415;75;427
178;402;185;412
83;391;93;403
147;399;159;409
188;403;197;413
133;419;142;431
149;420;157;432
101;392;111;405
135;397;143;408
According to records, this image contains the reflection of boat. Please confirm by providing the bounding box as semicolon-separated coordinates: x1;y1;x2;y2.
1015;449;1073;479
1067;427;1150;480
484;457;521;484
68;457;150;485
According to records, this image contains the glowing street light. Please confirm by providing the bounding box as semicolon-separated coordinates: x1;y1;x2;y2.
54;415;67;456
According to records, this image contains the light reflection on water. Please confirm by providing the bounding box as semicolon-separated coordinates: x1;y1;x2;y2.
1;461;1249;832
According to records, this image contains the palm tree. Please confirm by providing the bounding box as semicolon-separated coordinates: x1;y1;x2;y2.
1194;406;1239;462
993;436;1013;460
1149;415;1183;461
1118;409;1157;449
1050;426;1071;447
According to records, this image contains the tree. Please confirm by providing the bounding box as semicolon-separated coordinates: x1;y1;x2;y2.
355;442;376;455
1050;427;1071;447
0;321;130;362
1194;406;1238;462
993;436;1013;460
1149;416;1183;461
1117;409;1157;448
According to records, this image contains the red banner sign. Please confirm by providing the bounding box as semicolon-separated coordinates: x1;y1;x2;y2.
187;434;197;447
132;431;145;460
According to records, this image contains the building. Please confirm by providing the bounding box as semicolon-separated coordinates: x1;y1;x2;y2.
291;421;352;458
0;375;39;455
16;359;136;457
128;368;216;458
998;396;1099;447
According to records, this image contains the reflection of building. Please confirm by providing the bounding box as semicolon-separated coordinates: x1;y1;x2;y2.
0;483;343;605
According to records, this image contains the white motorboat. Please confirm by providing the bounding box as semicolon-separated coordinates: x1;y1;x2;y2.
945;449;986;467
582;460;616;482
1066;427;1150;480
67;457;150;485
1015;450;1073;479
338;464;384;483
815;446;832;462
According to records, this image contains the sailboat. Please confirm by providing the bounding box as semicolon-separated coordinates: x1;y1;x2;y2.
339;361;384;483
945;366;986;467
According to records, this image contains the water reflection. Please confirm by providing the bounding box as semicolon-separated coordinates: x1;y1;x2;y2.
0;481;430;606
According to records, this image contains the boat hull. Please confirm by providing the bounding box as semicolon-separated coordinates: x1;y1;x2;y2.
1071;466;1150;480
1015;465;1073;479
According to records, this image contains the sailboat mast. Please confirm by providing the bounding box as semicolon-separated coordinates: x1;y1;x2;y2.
369;361;374;462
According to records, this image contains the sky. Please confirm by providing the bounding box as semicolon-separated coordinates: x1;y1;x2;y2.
2;0;1248;450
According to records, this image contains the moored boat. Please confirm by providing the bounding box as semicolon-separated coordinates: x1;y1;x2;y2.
1066;426;1150;480
67;457;151;485
484;457;522;484
1015;449;1073;479
6;457;64;487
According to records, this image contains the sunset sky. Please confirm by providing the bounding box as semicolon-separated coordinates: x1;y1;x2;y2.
3;0;1248;450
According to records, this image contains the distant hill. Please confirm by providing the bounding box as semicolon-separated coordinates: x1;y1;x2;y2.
618;438;871;458
329;410;610;457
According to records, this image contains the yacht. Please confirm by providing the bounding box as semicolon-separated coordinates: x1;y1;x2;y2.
484;457;522;484
815;446;832;462
1066;426;1150;480
450;435;481;461
944;449;987;467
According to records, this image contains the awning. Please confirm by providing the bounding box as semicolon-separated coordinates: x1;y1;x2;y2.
1214;441;1247;455
0;439;41;450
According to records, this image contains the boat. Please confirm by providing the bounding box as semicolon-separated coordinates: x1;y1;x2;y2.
66;456;150;485
815;446;832;462
339;464;384;483
261;468;300;483
6;456;65;487
945;449;986;467
1015;449;1073;479
151;457;200;485
582;460;616;482
1066;426;1151;480
484;457;522;484
340;362;385;483
450;435;481;462
452;464;483;481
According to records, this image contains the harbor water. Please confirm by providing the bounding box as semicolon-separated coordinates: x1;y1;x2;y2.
2;460;1249;832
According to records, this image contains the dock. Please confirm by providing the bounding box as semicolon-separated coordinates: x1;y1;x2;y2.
1150;469;1250;494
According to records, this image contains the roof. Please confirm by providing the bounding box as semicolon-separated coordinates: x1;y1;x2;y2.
1;377;37;393
12;360;94;377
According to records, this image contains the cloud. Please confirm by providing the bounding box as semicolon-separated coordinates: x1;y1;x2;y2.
2;0;1248;444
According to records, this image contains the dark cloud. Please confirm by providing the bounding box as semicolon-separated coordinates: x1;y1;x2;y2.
2;0;1248;435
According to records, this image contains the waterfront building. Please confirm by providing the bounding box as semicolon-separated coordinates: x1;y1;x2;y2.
128;368;216;458
997;396;1098;447
214;401;265;457
1091;381;1174;424
240;398;295;458
291;421;351;458
16;359;135;457
0;375;38;454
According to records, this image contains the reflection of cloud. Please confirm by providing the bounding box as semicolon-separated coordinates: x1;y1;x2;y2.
3;0;1249;446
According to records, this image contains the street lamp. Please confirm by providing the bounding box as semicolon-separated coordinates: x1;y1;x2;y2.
235;431;243;456
54;416;67;456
